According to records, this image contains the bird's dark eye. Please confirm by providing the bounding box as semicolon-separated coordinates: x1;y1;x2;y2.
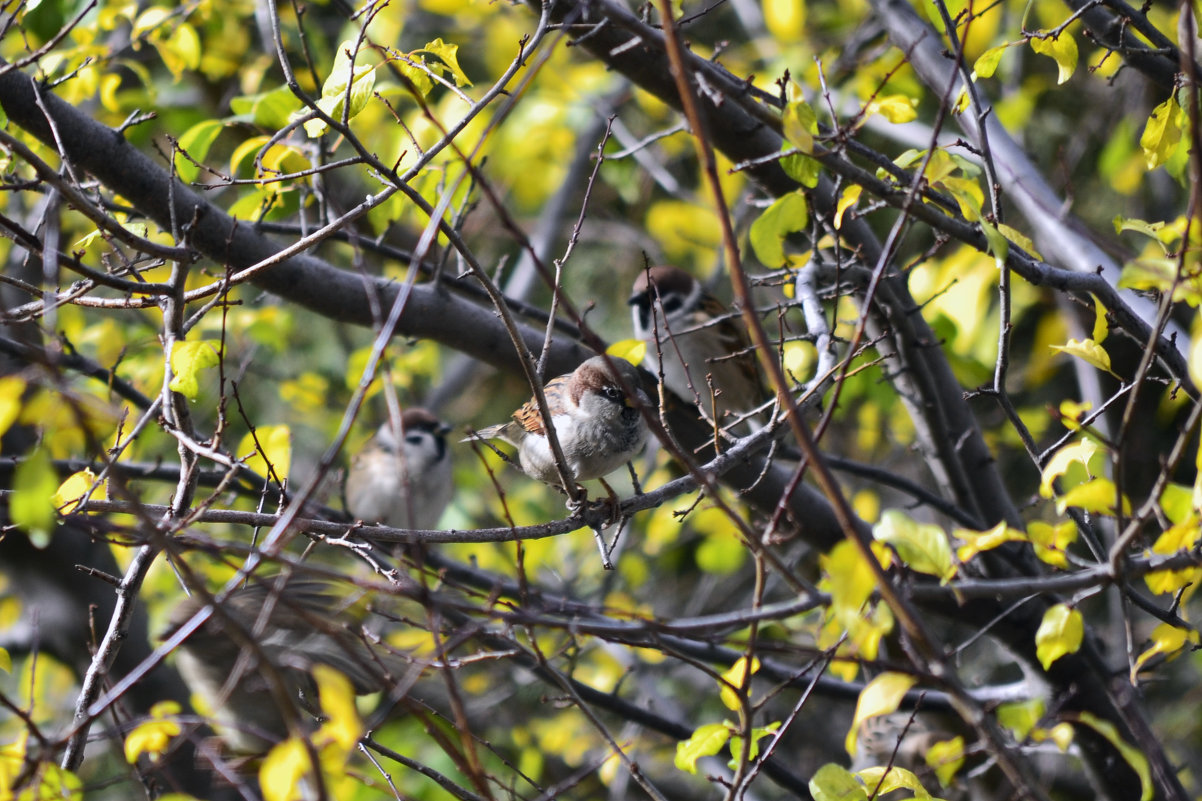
602;385;624;403
405;433;425;447
662;296;683;313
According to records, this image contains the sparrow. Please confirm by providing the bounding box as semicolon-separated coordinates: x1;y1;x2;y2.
163;580;399;754
346;408;453;530
629;265;764;426
468;355;650;486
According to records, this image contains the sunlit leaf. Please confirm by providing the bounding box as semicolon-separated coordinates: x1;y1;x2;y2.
53;469;106;514
237;425;293;482
955;521;1026;563
834;185;862;229
782;100;817;153
675;722;731;773
606;339;647;365
865;95;917;124
1049;337;1116;376
1028;520;1078;568
1056;477;1130;516
727;721;781;769
1140;96;1182;169
168;340;220;400
304;40;377;137
313;665;363;753
418;38;472;86
720;656;761;711
0;375;25;444
973;44;1008;78
1131;623;1199;682
845;672;917;756
261;738;311;801
854;765;927;796
124;704;182;763
1039;439;1100;498
872;509;956;582
1030;32;1078;84
1035;603;1083;669
1144;517;1202;595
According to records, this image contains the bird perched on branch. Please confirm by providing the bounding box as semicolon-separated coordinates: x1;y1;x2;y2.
163;580;403;754
346;408;453;531
629;265;763;428
466;355;649;486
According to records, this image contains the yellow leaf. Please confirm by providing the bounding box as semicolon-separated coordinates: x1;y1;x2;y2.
925;736;965;786
834;185;862;229
782;100;817;154
0;376;26;443
719;657;760;711
854;765;925;795
674;722;731;773
1049;337;1115;376
973;44;1008;79
873;509;956;582
1144;517;1202;595
1029;31;1078;84
1056;477;1130;517
53;469;106;514
168;340;220;400
845;672;917;756
1071;713;1152;801
418;38;472;87
305;40;377;137
1038;439;1100;498
261;738;311;801
955;521;1026;563
1131;622;1199;682
809;763;868;801
866;95;917;124
764;0;805;40
997;698;1045;741
1028;521;1078;568
0;647;10;673
750;191;809;267
606;339;647;366
124;715;181;763
312;665;363;754
237;425;292;481
1034;603;1083;669
1089;294;1109;344
1140;96;1182;169
997;223;1041;259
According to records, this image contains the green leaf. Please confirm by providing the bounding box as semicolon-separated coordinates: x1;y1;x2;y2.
304;40;377;137
175;119;224;183
809;763;868;801
1030;32;1078;84
781;150;821;187
1035;603;1083;670
980;221;1009;266
997;698;1046;741
972;44;1008;79
169;340;220;400
728;721;781;768
228;86;305;129
675;722;731;773
12;448;59;547
872;509;956;582
418;38;472;86
749;191;809;267
782;99;817;153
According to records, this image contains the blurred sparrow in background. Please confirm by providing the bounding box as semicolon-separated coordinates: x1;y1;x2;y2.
629;265;763;426
164;580;400;754
467;355;649;485
346;408;453;530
